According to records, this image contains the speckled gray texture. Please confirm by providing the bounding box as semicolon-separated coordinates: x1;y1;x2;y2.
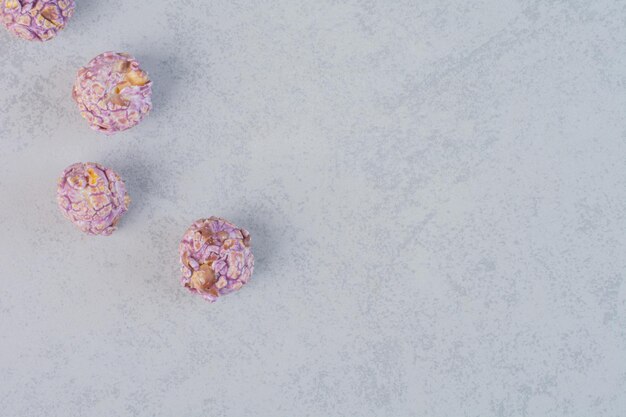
0;1;625;416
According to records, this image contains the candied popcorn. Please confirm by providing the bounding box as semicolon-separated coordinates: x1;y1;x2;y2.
57;162;131;236
1;0;75;41
179;218;255;302
72;52;152;135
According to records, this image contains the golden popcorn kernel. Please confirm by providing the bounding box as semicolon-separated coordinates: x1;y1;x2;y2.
5;0;20;9
125;70;149;86
67;174;87;189
189;264;216;292
40;5;61;26
112;81;131;95
114;60;131;73
86;168;99;186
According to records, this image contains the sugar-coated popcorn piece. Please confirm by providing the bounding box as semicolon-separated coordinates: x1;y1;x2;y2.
57;162;131;236
73;52;152;135
179;218;254;302
1;0;75;41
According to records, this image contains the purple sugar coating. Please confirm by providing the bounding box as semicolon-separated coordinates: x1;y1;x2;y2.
179;218;255;302
57;162;131;236
73;52;153;135
1;0;74;41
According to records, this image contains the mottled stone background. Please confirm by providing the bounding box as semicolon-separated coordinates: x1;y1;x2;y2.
0;1;625;416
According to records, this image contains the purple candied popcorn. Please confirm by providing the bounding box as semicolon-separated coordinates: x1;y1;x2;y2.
72;52;152;135
1;0;75;41
57;162;131;236
179;218;255;302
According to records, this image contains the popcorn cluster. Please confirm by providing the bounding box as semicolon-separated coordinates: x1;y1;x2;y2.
73;52;153;135
57;162;131;236
4;2;258;303
1;0;75;41
179;218;255;302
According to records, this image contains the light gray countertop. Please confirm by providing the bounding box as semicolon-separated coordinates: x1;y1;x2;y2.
1;1;625;416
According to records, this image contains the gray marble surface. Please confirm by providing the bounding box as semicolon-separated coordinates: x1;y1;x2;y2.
1;1;625;416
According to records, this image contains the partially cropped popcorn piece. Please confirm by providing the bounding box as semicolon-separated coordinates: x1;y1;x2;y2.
179;218;255;302
1;0;75;41
57;162;131;236
72;52;153;135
